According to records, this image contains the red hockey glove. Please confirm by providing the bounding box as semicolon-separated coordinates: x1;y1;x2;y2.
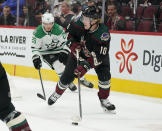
74;61;91;78
86;56;94;68
70;42;81;58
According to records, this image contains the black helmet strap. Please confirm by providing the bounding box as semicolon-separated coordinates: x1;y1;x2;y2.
88;18;99;31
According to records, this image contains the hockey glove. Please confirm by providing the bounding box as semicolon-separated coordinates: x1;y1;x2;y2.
86;56;94;68
32;55;42;70
74;61;91;78
70;42;81;58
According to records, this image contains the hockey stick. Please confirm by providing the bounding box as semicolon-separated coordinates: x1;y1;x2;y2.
37;69;46;100
76;49;82;120
71;49;82;125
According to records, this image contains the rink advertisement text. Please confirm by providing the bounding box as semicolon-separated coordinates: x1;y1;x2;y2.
143;50;162;72
0;35;26;44
0;35;27;58
109;33;162;85
0;27;33;66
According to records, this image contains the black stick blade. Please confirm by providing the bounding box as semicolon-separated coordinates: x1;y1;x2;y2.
37;93;46;100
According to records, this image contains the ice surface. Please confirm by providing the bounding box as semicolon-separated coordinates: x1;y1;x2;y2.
1;76;162;131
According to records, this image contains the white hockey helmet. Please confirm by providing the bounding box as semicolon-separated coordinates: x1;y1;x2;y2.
42;12;54;24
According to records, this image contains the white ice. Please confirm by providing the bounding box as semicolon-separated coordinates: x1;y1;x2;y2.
1;76;162;131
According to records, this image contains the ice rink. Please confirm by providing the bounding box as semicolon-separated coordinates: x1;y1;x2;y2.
1;76;162;131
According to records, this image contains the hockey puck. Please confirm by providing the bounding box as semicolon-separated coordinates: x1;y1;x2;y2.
72;122;78;126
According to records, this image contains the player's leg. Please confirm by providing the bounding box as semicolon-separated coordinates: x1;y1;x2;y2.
59;52;94;89
48;55;77;105
95;64;116;112
58;52;78;91
0;63;31;131
42;54;77;91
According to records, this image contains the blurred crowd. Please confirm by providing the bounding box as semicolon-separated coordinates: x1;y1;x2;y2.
0;0;162;32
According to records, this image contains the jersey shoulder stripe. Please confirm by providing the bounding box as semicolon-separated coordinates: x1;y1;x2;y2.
93;24;110;43
33;25;46;38
52;23;64;35
72;19;84;29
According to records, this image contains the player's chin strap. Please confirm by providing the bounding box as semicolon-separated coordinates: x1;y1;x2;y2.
88;18;100;31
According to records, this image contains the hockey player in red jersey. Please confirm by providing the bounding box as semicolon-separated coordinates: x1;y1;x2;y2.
0;63;31;131
48;5;115;112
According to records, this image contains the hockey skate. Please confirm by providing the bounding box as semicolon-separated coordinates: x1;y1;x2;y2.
80;78;94;88
99;98;116;114
68;83;77;91
48;92;61;105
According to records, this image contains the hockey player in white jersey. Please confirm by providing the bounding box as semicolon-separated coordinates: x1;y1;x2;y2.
31;12;93;91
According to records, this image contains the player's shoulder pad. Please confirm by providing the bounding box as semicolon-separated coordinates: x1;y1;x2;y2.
70;18;84;29
33;25;46;38
94;24;111;43
52;23;64;35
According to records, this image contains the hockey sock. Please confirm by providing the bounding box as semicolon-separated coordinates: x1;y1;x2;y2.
98;80;110;99
56;81;69;95
4;110;31;131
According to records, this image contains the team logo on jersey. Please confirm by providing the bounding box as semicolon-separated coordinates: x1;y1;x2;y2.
101;33;110;41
